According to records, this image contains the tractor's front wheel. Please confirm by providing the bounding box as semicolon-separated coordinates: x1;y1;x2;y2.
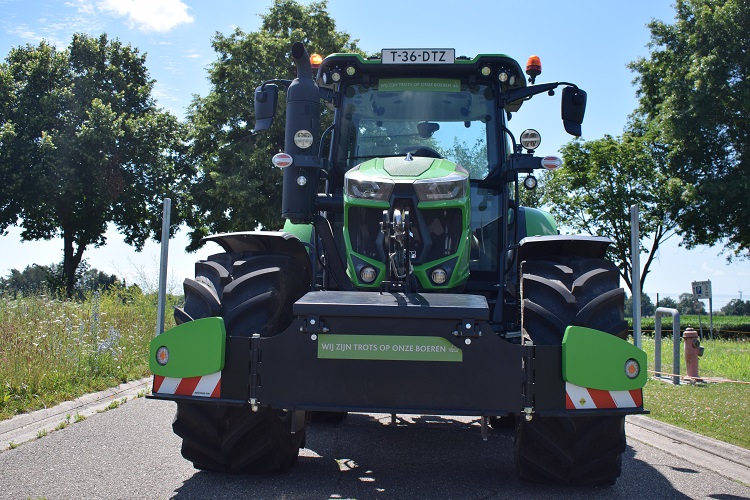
171;252;310;473
514;255;627;485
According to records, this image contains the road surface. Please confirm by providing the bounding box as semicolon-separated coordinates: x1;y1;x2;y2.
1;394;749;499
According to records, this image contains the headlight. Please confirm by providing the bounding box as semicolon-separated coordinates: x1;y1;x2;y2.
360;266;377;283
413;170;468;202
431;268;448;285
345;166;395;201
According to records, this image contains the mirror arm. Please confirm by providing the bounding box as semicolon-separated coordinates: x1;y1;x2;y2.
261;79;292;91
502;81;579;108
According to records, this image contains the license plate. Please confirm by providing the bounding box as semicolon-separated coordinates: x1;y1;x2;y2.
381;49;455;64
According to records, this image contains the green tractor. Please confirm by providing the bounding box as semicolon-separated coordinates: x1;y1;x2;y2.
149;43;647;485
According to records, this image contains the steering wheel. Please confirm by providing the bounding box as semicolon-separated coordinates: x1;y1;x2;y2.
400;145;443;159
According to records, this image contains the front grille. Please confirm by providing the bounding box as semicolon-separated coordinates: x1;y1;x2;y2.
420;208;462;262
348;202;462;264
348;206;383;260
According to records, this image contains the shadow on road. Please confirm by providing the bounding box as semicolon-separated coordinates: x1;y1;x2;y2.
171;413;691;499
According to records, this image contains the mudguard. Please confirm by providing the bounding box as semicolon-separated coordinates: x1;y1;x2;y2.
518;234;612;262
203;230;311;276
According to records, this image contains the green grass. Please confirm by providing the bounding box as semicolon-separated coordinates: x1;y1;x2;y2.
640;336;750;449
0;290;178;421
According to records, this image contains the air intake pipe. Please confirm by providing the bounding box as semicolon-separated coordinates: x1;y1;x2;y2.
282;42;323;223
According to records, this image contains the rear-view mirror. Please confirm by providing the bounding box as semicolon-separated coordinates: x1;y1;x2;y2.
254;84;279;132
561;86;587;137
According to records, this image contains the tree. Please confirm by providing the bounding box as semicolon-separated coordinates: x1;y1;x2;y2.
658;296;679;310
720;299;750;316
0;261;118;297
0;265;51;296
184;0;360;250
677;292;706;315
543;133;685;293
624;293;656;318
0;34;187;297
629;0;750;257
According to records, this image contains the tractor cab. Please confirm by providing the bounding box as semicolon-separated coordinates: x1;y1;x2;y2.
254;46;587;326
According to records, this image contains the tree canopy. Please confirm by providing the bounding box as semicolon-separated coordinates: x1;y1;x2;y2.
543;133;685;293
629;0;750;257
183;0;360;250
0;33;187;296
720;298;750;316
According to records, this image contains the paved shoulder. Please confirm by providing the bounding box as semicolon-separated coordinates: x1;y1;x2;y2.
627;414;750;486
0;377;151;450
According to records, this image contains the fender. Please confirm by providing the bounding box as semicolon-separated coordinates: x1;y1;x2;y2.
203;231;311;276
518;234;612;262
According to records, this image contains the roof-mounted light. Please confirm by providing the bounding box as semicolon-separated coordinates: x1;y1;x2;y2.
310;53;323;69
526;55;542;84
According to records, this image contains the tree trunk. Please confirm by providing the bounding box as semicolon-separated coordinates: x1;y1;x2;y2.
62;228;86;298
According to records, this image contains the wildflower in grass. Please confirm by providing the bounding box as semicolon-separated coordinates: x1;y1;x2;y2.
97;326;121;355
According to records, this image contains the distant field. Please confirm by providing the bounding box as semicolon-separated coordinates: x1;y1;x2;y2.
634;314;750;339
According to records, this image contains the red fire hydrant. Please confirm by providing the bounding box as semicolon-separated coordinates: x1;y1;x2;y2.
683;327;704;380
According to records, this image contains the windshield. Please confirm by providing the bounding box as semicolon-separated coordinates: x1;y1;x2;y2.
336;79;497;179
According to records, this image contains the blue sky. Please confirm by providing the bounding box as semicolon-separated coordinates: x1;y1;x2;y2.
1;0;748;308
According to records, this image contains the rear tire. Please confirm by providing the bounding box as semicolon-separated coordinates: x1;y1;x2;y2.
171;252;310;473
515;255;627;485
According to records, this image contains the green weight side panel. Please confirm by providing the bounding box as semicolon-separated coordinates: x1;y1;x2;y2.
149;317;226;378
562;326;647;391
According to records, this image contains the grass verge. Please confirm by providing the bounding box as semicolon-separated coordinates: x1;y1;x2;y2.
640;336;750;449
0;290;177;421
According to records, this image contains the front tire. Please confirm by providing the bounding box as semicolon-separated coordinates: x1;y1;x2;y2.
171;252;310;473
515;255;627;485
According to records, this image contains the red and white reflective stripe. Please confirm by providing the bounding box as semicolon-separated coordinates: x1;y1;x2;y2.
153;371;221;398
565;382;643;410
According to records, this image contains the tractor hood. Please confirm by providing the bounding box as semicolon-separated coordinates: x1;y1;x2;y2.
345;156;469;204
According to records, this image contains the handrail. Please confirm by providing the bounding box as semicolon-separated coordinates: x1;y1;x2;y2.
654;307;680;385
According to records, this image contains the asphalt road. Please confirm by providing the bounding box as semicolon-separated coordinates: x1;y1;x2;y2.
1;397;749;499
